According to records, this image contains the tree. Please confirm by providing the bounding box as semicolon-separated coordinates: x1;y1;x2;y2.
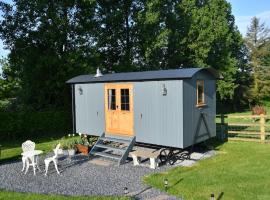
94;0;142;73
245;17;270;103
182;0;248;101
0;0;249;110
0;0;98;109
135;0;190;70
0;58;20;100
136;0;247;102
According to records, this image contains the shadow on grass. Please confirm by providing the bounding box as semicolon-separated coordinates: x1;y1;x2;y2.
0;135;73;164
0;155;21;164
170;178;184;189
217;192;224;200
1;135;65;149
188;138;227;153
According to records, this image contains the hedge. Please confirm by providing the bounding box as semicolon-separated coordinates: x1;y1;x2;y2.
0;111;72;140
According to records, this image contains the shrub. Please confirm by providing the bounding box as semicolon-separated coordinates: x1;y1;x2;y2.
0;111;72;140
251;105;267;115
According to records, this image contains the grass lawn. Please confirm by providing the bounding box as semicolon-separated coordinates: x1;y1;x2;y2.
0;190;129;200
0;136;81;163
216;105;270;140
144;141;270;200
221;101;270;116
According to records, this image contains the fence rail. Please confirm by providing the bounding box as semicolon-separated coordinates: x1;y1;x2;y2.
216;114;270;142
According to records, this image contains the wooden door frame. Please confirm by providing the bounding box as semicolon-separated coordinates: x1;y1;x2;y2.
104;83;134;136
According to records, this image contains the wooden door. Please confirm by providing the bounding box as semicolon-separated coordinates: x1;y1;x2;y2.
104;83;134;136
118;84;134;135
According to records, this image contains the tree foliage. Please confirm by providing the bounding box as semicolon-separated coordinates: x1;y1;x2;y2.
0;0;248;110
0;0;97;109
245;17;270;103
0;57;20;100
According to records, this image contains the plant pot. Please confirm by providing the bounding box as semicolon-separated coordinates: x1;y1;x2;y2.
62;150;69;156
57;148;64;155
76;144;90;155
68;149;76;156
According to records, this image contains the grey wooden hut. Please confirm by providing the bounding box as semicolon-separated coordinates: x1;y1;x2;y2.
67;68;220;164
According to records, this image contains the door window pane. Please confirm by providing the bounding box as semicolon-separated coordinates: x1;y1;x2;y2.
121;89;130;111
108;89;116;110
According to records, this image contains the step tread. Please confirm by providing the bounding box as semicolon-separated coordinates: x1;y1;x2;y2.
100;136;132;144
95;144;127;151
92;151;121;160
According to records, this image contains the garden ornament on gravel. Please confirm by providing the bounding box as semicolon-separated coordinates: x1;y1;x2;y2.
44;143;61;176
21;140;35;172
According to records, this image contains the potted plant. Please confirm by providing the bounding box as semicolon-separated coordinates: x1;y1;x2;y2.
76;141;89;155
67;141;76;156
62;141;76;156
75;133;92;155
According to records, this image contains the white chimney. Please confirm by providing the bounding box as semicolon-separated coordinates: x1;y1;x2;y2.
94;67;103;78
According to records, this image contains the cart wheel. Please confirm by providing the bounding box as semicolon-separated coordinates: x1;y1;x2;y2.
159;149;170;163
181;152;190;160
168;154;177;165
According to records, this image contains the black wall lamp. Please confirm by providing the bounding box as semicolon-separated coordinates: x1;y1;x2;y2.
78;86;83;95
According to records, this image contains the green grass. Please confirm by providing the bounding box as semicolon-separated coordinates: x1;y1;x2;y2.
222;102;270;116
216;106;270;140
144;141;270;200
0;136;80;163
0;190;130;200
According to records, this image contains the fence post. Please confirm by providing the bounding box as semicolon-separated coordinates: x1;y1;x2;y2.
260;114;265;141
221;114;225;124
219;114;228;141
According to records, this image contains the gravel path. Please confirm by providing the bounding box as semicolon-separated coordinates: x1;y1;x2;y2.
0;150;215;199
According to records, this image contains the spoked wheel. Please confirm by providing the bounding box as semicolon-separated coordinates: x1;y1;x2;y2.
159;149;170;164
178;151;190;160
159;148;190;165
168;154;177;165
168;149;181;165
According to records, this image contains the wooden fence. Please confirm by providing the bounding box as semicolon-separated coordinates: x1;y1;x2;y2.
216;114;270;142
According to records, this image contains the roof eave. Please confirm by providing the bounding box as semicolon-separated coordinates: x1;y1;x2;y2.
66;77;193;84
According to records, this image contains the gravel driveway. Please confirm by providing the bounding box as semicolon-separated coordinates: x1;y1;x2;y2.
0;154;180;200
0;150;215;199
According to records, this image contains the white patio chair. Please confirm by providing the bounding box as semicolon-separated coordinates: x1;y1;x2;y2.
44;143;61;176
21;140;35;172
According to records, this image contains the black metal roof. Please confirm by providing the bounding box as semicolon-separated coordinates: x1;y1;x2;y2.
66;68;220;84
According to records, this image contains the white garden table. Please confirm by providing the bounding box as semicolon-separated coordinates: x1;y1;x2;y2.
21;150;43;175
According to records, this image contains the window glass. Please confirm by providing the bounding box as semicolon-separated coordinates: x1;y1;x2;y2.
197;80;205;105
121;89;130;111
108;89;116;110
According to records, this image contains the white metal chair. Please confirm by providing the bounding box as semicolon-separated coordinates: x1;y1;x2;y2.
21;140;35;172
44;143;61;176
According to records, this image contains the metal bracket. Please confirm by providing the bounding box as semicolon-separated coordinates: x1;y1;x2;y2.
191;112;212;151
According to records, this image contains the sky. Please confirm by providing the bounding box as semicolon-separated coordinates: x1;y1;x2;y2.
0;0;270;60
227;0;270;36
